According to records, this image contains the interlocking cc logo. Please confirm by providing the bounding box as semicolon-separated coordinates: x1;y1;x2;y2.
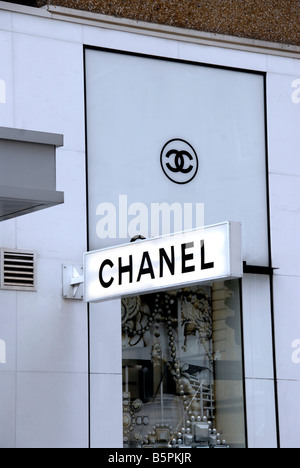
160;139;199;185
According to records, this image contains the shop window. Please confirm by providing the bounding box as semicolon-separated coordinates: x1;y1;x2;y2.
122;280;246;448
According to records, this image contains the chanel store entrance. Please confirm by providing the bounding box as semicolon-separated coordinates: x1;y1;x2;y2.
84;222;245;447
85;47;272;448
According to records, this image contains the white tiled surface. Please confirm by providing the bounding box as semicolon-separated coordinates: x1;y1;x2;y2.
89;299;122;375
90;373;123;448
12;11;83;43
13;34;85;152
0;2;299;448
242;275;274;380
271;210;300;277
267;55;300;76
277;380;300;448
0;372;16;448
246;378;277;448
273;275;300;381
0;291;17;372
83;25;178;59
270;173;300;277
0;9;12;31
0;30;14;127
0;218;16;249
266;65;300;448
178;41;268;71
0;7;88;448
15;150;87;261
16;372;88;448
16;258;88;373
270;173;300;214
267;73;300;177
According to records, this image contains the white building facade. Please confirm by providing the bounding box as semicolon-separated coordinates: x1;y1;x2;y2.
0;1;299;448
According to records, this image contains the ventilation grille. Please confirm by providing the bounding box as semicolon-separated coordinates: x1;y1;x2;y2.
1;249;37;291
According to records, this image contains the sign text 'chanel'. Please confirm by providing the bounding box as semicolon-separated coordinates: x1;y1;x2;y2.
84;222;242;303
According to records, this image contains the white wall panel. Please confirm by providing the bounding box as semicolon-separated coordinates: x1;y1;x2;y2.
273;275;300;381
16;372;88;448
89;299;122;374
0;30;14;127
15;150;86;261
13;33;85;152
90;373;123;448
178;41;267;71
246;378;277;448
267;55;300;77
12;10;82;43
0;372;16;448
0;10;89;448
270;173;300;277
0;218;16;249
0;9;12;31
271;211;300;278
267;73;300;177
278;380;300;449
83;24;179;59
242;275;274;379
16;258;88;373
0;290;17;373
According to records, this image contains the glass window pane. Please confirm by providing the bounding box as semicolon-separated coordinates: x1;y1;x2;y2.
122;280;246;448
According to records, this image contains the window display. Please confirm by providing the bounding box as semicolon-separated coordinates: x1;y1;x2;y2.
122;280;246;448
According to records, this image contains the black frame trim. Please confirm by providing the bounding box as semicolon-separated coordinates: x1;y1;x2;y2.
84;45;268;76
83;46;91;450
243;262;278;276
263;72;281;449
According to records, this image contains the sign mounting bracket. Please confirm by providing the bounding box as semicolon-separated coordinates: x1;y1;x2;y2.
63;264;84;300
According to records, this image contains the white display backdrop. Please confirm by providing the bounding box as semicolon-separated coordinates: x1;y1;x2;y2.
85;48;269;266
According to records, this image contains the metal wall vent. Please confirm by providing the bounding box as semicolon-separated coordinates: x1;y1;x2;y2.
0;249;37;291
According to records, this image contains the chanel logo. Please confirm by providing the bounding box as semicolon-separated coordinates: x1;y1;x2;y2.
160;139;199;185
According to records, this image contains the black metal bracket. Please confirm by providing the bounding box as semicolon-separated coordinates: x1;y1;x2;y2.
243;262;278;275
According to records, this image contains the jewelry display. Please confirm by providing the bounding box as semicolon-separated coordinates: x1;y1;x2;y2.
122;287;230;448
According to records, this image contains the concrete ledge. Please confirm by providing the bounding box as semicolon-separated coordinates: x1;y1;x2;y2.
0;126;64;221
0;185;64;221
0;127;63;147
48;4;300;58
0;1;299;59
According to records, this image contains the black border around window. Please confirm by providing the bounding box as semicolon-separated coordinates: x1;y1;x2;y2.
83;45;279;448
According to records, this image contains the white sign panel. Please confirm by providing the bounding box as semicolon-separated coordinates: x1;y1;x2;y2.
84;221;242;303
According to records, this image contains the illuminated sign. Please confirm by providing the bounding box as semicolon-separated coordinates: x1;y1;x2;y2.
84;221;242;303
